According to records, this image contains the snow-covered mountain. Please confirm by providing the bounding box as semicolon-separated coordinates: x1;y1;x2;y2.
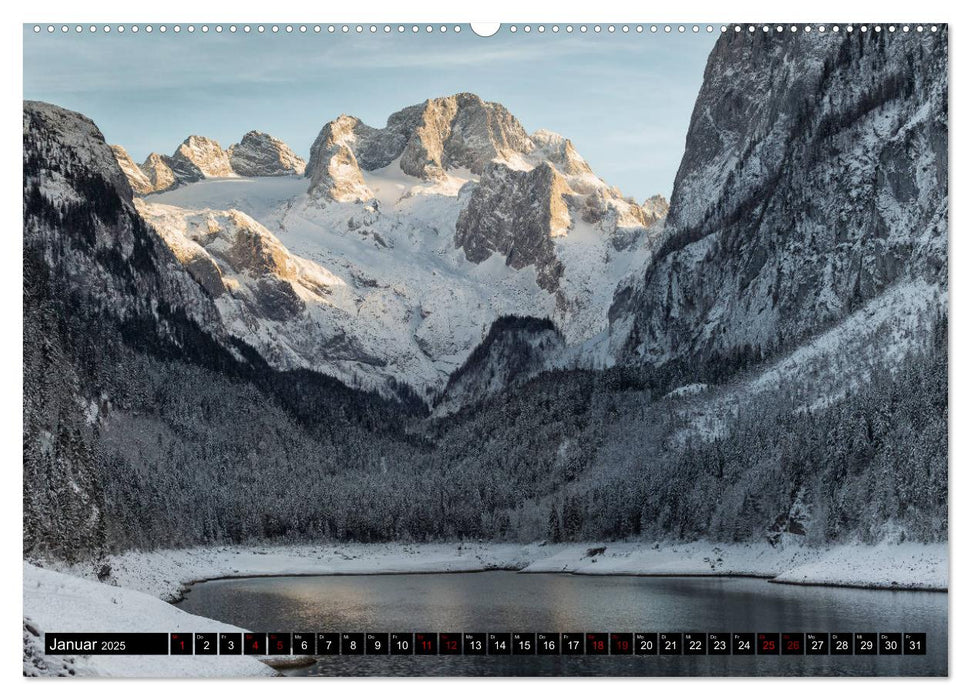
135;198;426;384
305;94;660;298
22;29;949;563
608;28;948;368
131;93;668;398
111;131;306;194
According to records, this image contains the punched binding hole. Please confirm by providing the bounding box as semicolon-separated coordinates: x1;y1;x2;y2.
471;23;500;37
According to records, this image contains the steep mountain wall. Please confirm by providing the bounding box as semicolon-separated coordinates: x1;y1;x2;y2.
609;28;947;367
23;101;428;558
454;162;572;293
23;102;228;560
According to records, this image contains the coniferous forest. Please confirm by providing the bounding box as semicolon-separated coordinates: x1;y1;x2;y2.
23;26;948;564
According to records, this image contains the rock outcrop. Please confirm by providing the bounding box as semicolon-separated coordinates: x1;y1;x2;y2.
168;135;235;182
529;129;593;177
306;116;375;202
228;131;306;176
454;161;572;293
114;132;305;194
641;194;670;225
110;145;154;196
140;153;178;193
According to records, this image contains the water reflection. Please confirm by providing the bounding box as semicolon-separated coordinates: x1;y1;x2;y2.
176;572;947;677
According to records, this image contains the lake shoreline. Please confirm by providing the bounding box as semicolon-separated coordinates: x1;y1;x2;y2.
23;540;947;677
173;567;947;605
766;577;948;593
44;539;948;603
170;568;780;603
177;569;948;678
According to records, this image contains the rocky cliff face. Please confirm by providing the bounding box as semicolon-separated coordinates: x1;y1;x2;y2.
453;155;660;296
110;145;153;196
455;162;572;293
139;152;178;193
305;116;375;202
23;101;233;559
609;28;948;367
168;135;235;181
305;93;668;301
229;130;306;177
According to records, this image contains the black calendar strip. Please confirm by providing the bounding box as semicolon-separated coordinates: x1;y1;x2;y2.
44;632;926;656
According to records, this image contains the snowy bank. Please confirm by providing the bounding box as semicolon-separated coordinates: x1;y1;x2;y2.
23;540;946;676
45;539;947;603
23;563;277;677
768;542;948;590
521;541;948;591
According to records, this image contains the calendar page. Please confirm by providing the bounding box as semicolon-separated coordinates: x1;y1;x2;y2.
22;20;947;679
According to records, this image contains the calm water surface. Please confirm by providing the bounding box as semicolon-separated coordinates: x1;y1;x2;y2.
176;572;947;676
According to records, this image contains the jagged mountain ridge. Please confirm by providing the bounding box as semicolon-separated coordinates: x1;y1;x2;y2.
22;27;948;560
608;28;948;368
113;131;307;195
131;93;668;398
305;93;664;294
306;93;536;183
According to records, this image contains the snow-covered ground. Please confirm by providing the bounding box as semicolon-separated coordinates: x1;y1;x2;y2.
23;564;276;678
23;539;947;677
520;540;948;590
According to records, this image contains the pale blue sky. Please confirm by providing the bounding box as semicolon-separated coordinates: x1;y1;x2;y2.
23;25;717;200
